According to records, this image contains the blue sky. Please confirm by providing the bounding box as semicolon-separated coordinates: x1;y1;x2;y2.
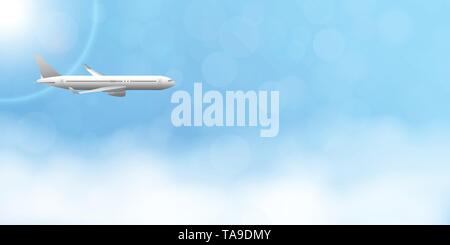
1;0;450;224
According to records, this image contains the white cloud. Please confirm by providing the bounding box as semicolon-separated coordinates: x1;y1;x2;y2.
0;116;449;224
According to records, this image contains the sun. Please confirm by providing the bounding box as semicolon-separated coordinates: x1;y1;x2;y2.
0;0;30;36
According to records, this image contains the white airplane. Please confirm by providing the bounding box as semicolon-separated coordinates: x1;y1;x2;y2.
35;56;175;97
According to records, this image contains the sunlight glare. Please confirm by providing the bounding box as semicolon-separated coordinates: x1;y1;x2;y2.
0;0;30;36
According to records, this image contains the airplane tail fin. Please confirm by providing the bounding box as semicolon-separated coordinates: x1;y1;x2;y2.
35;55;60;78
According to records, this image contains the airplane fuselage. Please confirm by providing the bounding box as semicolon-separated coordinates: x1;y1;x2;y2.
38;75;175;90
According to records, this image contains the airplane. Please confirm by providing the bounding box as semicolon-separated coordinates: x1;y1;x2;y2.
35;55;175;97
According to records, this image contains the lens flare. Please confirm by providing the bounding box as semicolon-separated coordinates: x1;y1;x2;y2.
0;0;30;37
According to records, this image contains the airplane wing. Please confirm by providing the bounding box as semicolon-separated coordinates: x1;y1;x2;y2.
84;64;103;76
69;86;126;97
